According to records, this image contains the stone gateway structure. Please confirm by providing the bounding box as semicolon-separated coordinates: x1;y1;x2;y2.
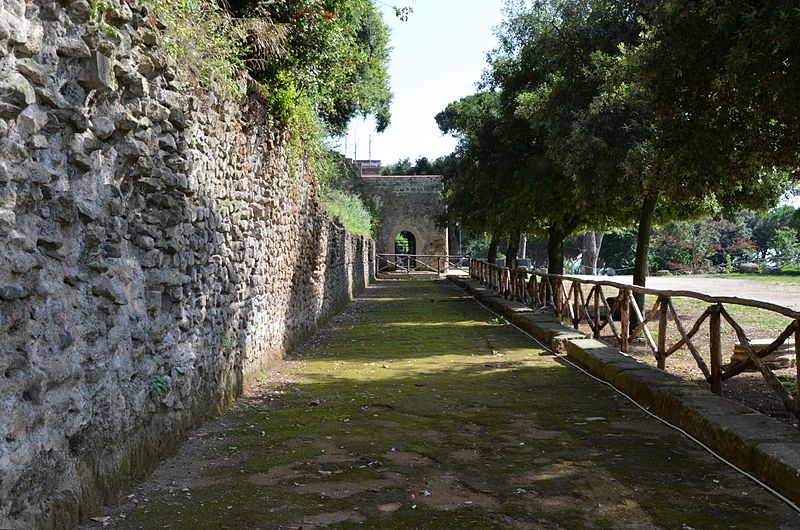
362;175;448;270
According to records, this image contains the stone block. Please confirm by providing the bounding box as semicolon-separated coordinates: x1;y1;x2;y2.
0;72;35;119
78;51;115;91
737;262;760;274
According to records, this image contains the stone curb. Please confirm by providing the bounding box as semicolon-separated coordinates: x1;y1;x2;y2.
448;274;800;503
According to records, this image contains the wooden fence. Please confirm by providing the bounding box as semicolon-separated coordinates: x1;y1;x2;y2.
469;258;800;424
376;254;468;274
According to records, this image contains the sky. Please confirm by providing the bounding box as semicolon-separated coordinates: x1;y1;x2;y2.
331;1;505;165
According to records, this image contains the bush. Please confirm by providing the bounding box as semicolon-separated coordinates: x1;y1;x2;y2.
322;189;374;236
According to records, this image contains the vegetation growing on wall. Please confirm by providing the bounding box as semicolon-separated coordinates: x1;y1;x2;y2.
140;0;397;235
228;0;393;134
322;188;374;236
143;0;265;96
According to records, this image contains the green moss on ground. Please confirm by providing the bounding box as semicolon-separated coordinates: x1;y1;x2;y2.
90;280;798;529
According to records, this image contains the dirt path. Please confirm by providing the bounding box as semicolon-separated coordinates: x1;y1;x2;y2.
80;280;799;529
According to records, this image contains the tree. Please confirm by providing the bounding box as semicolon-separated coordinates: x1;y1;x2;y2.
706;215;755;266
381;156;444;175
381;158;413;175
580;232;604;274
770;227;800;268
750;206;800;260
650;221;719;272
608;0;800;292
488;0;646;274
435;91;542;268
598;229;637;272
230;0;394;133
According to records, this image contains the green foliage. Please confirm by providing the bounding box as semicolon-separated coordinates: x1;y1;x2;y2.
750;206;800;259
598;230;637;272
778;375;797;397
382;158;414;176
650;221;720;272
145;0;255;97
318;154;377;235
221;334;234;352
391;5;413;21
394;233;410;253
435;91;541;250
231;0;393;134
322;188;373;236
439;0;799;280
770;227;800;268
150;375;170;400
381;156;446;176
462;232;493;259
442;0;650;273
89;0;122;39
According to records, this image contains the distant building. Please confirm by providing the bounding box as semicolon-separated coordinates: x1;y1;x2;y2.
355;159;382;176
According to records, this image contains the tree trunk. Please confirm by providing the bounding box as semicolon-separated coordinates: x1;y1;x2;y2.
633;194;658;327
581;232;604;274
547;227;565;274
506;229;520;269
519;234;528;259
487;234;499;264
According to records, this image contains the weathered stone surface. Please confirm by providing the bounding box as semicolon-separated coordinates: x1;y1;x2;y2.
78;50;115;91
0;285;29;300
363;175;448;271
731;338;796;369
0;71;35;118
0;4;377;530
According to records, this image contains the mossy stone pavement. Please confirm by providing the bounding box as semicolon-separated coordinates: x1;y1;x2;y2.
83;280;799;529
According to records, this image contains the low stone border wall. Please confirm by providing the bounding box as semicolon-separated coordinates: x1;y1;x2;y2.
449;275;800;504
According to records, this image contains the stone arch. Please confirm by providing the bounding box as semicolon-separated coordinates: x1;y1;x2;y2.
393;229;418;255
362;174;448;272
388;225;425;255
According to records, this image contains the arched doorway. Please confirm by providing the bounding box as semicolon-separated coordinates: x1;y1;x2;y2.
394;231;417;269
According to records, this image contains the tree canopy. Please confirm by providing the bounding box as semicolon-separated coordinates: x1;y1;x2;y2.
437;0;800;282
229;0;394;134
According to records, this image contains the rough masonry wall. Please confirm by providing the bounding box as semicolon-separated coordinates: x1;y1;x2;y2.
362;175;447;265
0;2;374;528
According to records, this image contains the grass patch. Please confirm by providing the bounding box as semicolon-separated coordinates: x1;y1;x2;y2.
778;375;798;396
697;273;800;286
321;188;374;236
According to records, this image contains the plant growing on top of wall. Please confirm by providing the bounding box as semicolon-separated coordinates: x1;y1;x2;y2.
139;0;393;233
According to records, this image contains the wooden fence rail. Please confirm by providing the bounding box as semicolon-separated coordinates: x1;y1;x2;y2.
469;258;800;424
376;254;468;274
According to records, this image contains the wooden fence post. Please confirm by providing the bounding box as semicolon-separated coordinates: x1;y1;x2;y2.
710;304;722;395
554;279;562;317
593;287;601;339
573;283;580;329
620;289;629;353
795;319;799;402
657;296;668;370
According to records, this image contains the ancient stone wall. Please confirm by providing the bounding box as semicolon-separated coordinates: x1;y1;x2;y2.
362;175;447;269
0;2;374;528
